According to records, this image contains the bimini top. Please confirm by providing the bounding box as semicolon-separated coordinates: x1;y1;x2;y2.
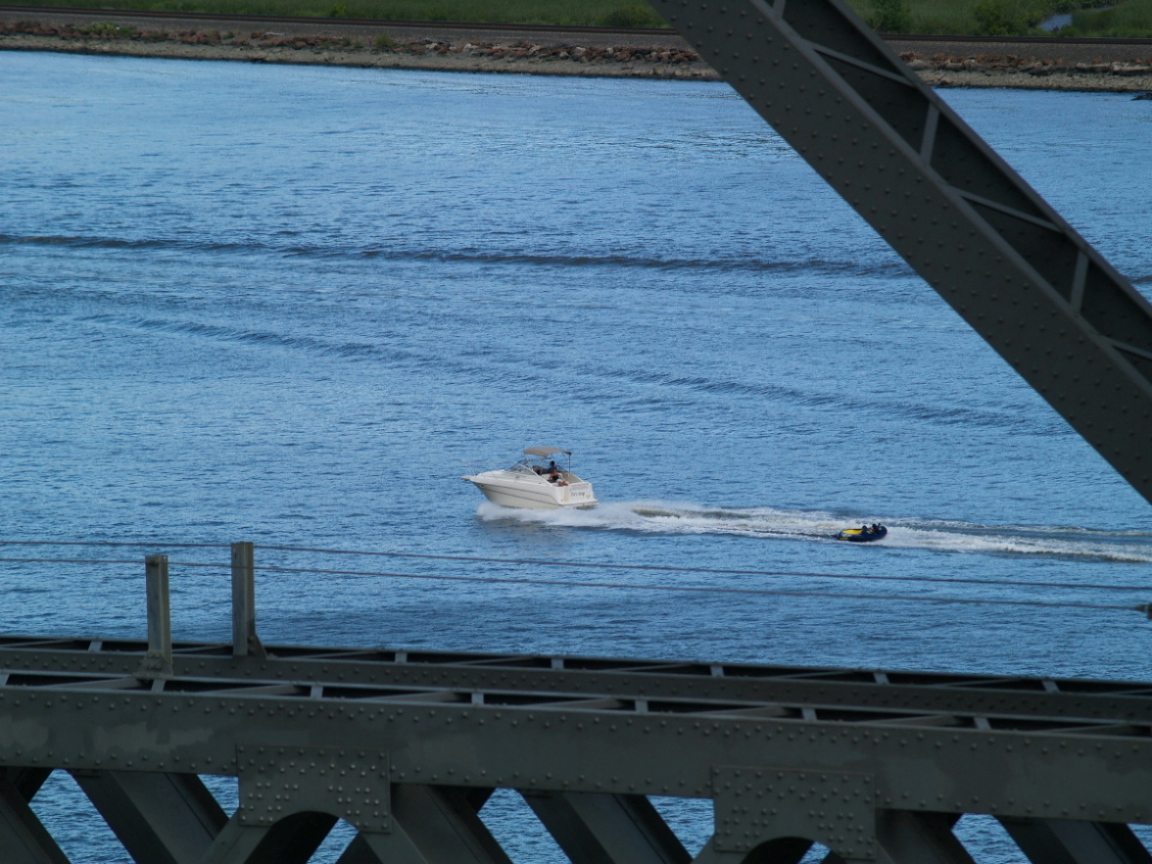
523;446;572;458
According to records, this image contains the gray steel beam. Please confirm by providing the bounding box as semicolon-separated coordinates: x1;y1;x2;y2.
523;791;689;864
703;835;815;864
7;663;1152;746
999;816;1152;864
345;834;429;864
200;812;337;864
7;643;1152;861
688;838;739;864
8;639;1152;726
244;813;338;864
69;770;226;864
874;811;973;864
0;774;70;864
138;555;172;678
4;685;1152;832
334;834;423;864
388;784;512;864
199;818;271;864
645;0;1152;505
4;670;1152;861
231;542;265;660
333;835;392;864
2;767;51;803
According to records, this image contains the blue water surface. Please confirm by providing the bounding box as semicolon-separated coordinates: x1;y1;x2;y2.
2;49;1152;862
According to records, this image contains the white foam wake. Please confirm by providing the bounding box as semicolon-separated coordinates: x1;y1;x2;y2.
475;500;1152;563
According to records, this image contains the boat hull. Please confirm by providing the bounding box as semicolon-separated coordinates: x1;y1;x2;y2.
463;472;597;510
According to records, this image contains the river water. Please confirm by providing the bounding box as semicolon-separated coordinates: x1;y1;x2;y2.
2;49;1152;862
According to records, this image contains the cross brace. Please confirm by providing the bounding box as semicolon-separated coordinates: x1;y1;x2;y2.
4;644;1152;862
645;0;1152;505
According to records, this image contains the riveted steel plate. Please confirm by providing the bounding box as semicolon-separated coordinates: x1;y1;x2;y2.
8;641;1152;727
237;745;390;833
713;765;874;859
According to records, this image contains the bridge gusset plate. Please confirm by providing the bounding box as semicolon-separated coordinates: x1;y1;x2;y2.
713;766;873;858
237;745;390;834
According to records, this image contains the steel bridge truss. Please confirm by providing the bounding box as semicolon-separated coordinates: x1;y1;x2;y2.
643;0;1152;505
7;628;1152;863
2;549;1152;864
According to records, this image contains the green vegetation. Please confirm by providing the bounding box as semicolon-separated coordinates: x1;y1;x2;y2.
1062;0;1152;36
595;3;666;28
12;0;1152;35
844;0;1132;35
869;0;912;33
10;0;668;28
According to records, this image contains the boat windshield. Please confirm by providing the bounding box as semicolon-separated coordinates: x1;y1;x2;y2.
510;456;570;478
509;459;540;475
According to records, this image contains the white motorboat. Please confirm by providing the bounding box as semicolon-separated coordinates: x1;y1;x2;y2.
463;447;597;510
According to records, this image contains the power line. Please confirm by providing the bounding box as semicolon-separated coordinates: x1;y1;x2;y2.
255;543;1152;594
253;563;1141;613
4;537;1152;594
5;538;1151;594
0;554;1143;615
0;539;229;549
0;556;148;567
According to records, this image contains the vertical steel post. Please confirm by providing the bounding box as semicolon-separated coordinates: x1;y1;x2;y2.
231;542;265;659
137;554;173;678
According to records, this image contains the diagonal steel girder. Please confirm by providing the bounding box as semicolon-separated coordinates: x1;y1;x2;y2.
646;0;1152;505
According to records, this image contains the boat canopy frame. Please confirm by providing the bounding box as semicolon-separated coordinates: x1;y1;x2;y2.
523;447;571;458
520;446;576;476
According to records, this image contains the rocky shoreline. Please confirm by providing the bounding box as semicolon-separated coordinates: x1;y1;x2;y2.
907;52;1152;91
0;20;719;79
3;14;1152;91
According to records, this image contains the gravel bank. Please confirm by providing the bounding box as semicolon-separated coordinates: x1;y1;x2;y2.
888;36;1152;91
3;10;1152;91
0;15;718;78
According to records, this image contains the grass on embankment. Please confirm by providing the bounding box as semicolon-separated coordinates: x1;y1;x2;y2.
1063;0;1152;36
846;0;1152;36
8;0;1152;35
4;0;668;27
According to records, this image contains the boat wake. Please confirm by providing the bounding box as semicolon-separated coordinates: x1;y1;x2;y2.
475;501;1152;564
